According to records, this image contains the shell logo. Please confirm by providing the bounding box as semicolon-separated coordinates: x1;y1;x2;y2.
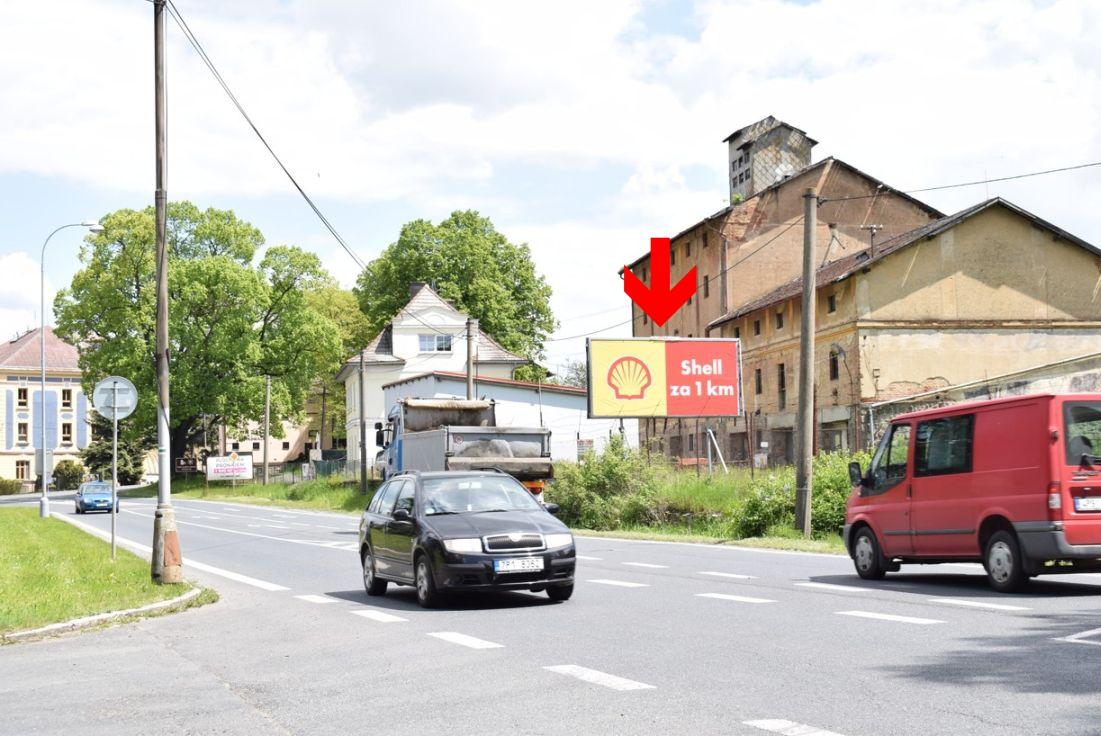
606;356;652;400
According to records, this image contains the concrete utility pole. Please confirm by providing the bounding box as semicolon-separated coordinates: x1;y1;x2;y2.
795;187;818;536
151;0;182;583
466;318;478;399
358;349;367;494
262;375;270;485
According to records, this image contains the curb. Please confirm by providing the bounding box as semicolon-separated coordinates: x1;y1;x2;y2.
2;586;203;644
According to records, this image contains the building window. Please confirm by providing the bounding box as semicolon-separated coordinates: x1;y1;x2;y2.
686;241;691;258
703;232;710;248
642;267;647;283
16;461;29;480
671;246;676;266
17;422;28;444
642;312;648;325
827;294;837;313
282;441;290;450
753;320;761;336
231;442;240;450
688;433;695;452
419;334;452;353
733;327;740;339
253;441;261;451
687;294;692;306
704;277;710;298
755;369;762;395
17;387;27;409
673;329;680;336
829;351;840;381
775;312;784;329
777;364;787;410
61;388;72;409
61;423;72;444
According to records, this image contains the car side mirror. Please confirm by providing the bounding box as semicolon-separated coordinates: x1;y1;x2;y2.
543;502;560;515
848;461;864;487
392;508;412;522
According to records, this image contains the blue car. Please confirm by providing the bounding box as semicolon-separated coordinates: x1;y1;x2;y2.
74;482;117;514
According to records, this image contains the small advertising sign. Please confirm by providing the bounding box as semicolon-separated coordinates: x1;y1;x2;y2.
206;452;254;481
587;338;742;418
174;457;198;474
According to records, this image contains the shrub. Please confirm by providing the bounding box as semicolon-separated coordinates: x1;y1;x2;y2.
0;478;23;495
548;435;658;529
810;450;871;535
53;460;85;490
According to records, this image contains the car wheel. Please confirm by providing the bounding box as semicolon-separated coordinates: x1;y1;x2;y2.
985;530;1026;593
415;556;441;609
852;527;887;580
546;584;573;602
361;547;388;596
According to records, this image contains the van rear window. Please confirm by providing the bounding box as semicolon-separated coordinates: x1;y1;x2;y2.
914;414;974;476
1064;402;1101;465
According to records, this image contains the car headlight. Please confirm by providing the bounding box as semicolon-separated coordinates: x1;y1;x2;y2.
443;538;483;554
545;533;573;549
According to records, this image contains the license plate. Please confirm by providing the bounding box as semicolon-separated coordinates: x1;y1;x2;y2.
493;557;544;574
1075;497;1101;512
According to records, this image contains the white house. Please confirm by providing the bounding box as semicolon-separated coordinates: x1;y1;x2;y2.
337;283;529;467
383;371;638;461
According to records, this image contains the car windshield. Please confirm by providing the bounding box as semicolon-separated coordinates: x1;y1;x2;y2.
421;476;542;515
1064;401;1101;465
83;484;110;494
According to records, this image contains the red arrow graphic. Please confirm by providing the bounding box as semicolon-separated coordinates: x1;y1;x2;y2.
623;237;697;327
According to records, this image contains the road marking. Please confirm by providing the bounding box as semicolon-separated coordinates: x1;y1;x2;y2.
744;718;846;736
295;594;338;604
699;571;756;580
835;610;944;625
427;632;503;649
795;582;870;593
1052;626;1101;647
544;665;655;691
928;597;1030;611
588;579;649;588
576;555;602;561
695;593;777;604
122;509;356;552
351;609;407;623
622;562;668;569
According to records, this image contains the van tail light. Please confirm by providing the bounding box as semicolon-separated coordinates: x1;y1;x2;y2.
1048;481;1063;518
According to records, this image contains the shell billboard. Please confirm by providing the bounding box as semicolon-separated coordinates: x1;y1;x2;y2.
587;338;742;418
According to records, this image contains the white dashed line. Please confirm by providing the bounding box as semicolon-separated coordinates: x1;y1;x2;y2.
695;593;777;604
928;597;1030;611
575;555;602;561
588;579;649;588
351;609;408;623
295;594;338;604
544;665;655;691
1053;626;1101;647
795;582;871;593
699;571;756;580
622;562;669;569
427;632;503;649
836;610;944;625
744;718;846;736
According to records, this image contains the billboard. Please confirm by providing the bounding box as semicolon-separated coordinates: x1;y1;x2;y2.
587;338;742;418
206;452;254;481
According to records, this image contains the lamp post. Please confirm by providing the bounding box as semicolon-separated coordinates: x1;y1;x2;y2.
39;221;103;518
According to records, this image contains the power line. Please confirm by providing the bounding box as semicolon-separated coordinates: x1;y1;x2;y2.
164;0;367;271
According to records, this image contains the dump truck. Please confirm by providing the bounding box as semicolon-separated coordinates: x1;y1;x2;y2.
375;398;554;497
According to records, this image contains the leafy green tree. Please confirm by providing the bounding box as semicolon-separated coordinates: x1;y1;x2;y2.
549;359;588;389
55;202;343;465
354;210;556;366
80;412;150;486
304;286;373;443
52;459;85;490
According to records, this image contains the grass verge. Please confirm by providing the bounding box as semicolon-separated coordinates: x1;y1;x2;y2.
0;508;203;635
574;527;847;554
125;477;376;513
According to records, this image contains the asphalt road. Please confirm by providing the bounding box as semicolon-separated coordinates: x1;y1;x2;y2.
3;494;1101;736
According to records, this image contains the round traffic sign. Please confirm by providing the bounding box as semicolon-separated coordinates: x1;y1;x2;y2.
92;375;138;420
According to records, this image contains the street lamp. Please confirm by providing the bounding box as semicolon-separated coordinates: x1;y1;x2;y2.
39;220;104;518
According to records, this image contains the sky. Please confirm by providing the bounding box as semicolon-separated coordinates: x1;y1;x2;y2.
1;0;1100;374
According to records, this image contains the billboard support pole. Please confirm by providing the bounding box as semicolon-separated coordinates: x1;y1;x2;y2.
795;187;818;537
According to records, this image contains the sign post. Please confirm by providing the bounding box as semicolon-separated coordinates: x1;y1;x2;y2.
92;375;137;560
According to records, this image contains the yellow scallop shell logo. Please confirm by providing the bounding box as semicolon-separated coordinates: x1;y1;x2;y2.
607;356;652;400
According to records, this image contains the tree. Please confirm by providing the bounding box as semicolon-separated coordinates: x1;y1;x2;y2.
550;359;588;389
354;210;556;365
80;412;149;486
54;202;343;465
304;286;373;444
52;459;84;490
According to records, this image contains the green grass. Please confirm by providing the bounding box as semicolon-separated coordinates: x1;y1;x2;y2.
649;466;755;515
575;526;846;554
0;508;198;634
125;476;377;513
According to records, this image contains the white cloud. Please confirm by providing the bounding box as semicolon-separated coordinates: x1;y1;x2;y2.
0;252;52;341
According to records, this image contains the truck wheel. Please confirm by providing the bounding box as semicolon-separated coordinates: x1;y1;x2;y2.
362;547;388;596
984;530;1026;593
852;527;887;580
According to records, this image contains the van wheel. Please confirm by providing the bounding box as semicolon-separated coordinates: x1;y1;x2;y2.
852;527;887;580
984;530;1026;593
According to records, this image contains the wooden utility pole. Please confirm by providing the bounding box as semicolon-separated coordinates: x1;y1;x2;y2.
151;0;182;583
262;375;270;485
795;187;818;536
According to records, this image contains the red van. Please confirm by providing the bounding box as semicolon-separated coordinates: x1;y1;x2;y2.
844;394;1101;591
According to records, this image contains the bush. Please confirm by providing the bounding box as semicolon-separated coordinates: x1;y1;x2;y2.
548;435;658;530
53;460;85;490
0;478;23;495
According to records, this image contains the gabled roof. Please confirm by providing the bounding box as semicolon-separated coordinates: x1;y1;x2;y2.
707;197;1100;330
722;115;817;147
0;327;79;372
